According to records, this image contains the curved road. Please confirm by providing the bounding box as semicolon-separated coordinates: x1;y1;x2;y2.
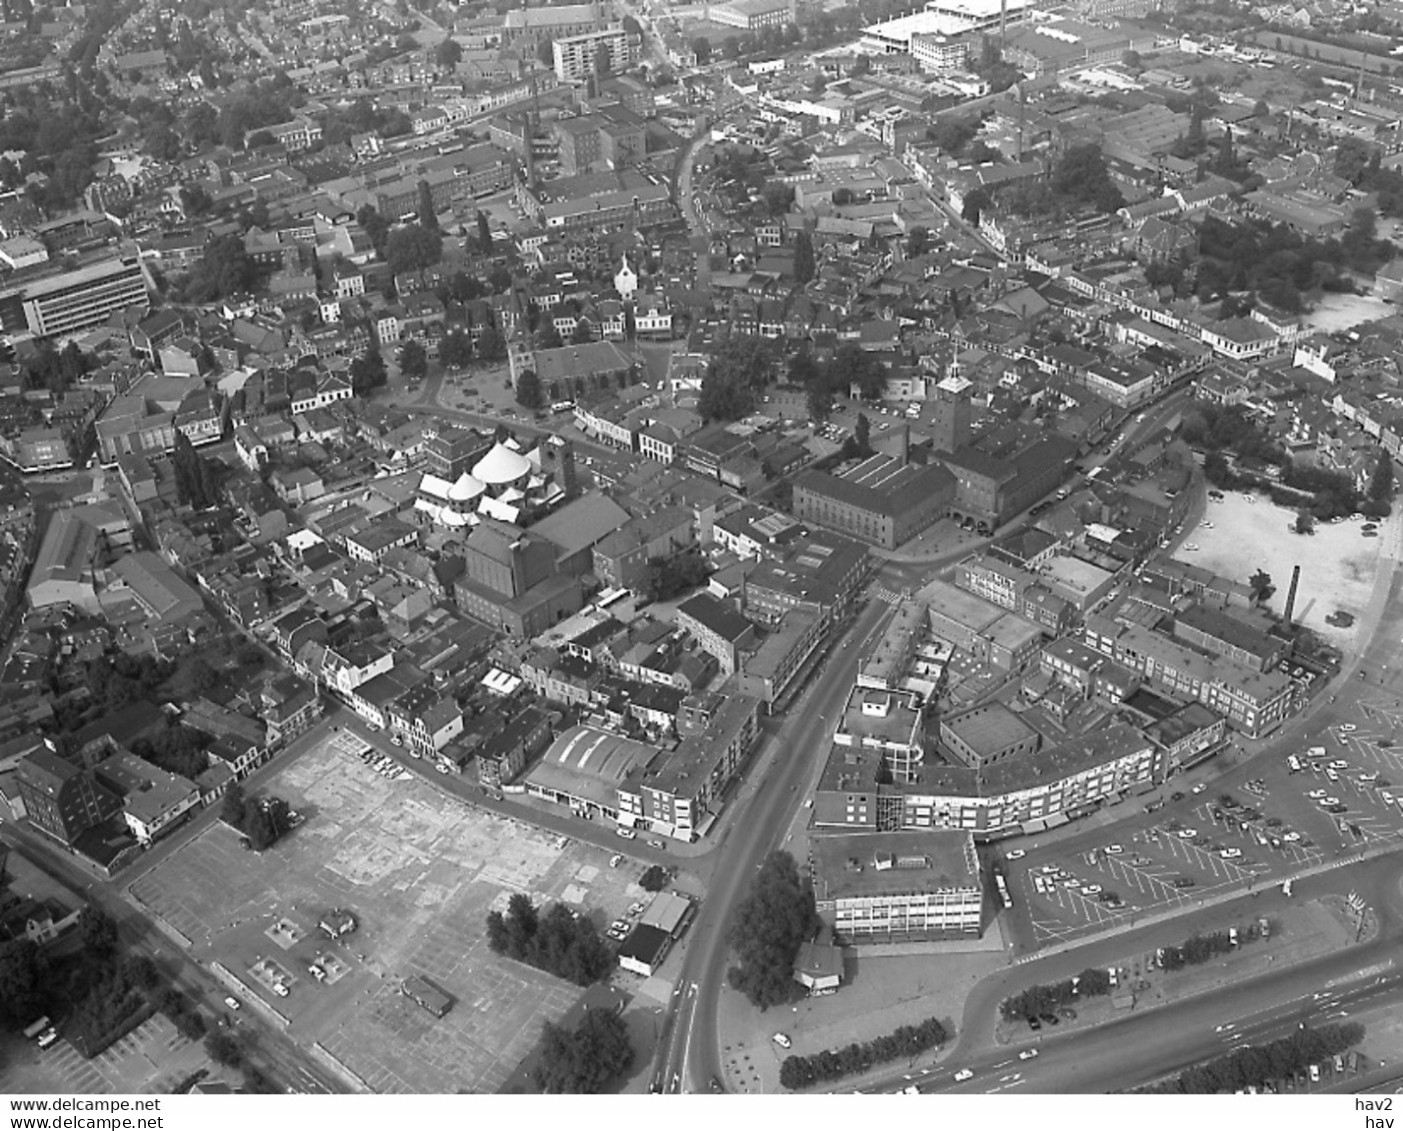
653;596;893;1092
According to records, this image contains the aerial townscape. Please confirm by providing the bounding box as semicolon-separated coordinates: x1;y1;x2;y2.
3;0;1403;1106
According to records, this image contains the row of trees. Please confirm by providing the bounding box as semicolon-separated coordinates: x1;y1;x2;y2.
778;1017;947;1090
1000;967;1114;1023
1156;927;1255;972
535;1010;634;1093
1147;1023;1362;1094
727;851;821;1010
486;894;614;987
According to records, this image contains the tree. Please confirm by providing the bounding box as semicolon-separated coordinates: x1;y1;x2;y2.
78;908;119;958
516;369;543;410
440;331;473;370
1051;144;1124;213
350;346;388;394
537;322;563;350
0;939;48;1023
357;204;390;257
853;412;872;456
476;210;492;253
1370;454;1394;503
434;37;463;69
384;223;443;275
1295;511;1315;535
477;322;506;361
398;339;428;382
622;14;641;35
571;319;594;345
698;335;773;423
906;226;930;258
692;37;712;65
962;187;990;224
416;179;439;231
1249;569;1275;603
221;783;249;830
793;230;815;286
537;1010;635;1093
762;182;795;216
205;1031;245;1068
727;851;820;1010
639;865;669;892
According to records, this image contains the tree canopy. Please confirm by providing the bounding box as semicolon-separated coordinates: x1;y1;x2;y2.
536;1010;635;1093
727;851;820;1010
698;335;775;422
485;894;613;986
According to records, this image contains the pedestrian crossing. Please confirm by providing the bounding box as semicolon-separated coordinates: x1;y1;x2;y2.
872;585;906;604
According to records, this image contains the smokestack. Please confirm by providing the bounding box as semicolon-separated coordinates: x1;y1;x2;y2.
1283;565;1301;629
898;422;910;465
1000;0;1007;44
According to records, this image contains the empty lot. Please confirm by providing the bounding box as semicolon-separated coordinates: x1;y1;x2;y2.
128;728;646;1093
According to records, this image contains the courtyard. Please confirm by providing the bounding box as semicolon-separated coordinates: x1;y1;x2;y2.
1173;490;1392;646
126;727;650;1093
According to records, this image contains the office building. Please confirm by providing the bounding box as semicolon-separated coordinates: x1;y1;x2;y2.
553;26;633;83
0;255;149;338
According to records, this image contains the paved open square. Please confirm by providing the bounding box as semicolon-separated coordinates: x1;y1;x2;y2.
1176;492;1393;645
127;726;649;1093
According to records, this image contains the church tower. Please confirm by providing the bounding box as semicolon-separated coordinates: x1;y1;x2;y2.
930;374;972;456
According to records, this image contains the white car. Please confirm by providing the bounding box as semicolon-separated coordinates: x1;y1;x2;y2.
1329;760;1349;770
1283;832;1301;843
1322;796;1341;807
1200;521;1214;529
1192;784;1208;794
272;983;290;998
1219;848;1242;859
1081;884;1103;895
1019;1048;1039;1060
772;1033;792;1049
1183;543;1199;552
1340;725;1356;733
1177;828;1198;839
223;996;241;1010
1006;849;1026;860
1308;789;1327;799
1104;844;1124;854
615;828;637;840
953;1068;975;1082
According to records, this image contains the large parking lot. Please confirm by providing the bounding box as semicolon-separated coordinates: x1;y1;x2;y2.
127;726;650;1093
1007;696;1403;949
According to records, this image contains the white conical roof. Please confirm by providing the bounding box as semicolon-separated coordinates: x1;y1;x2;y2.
473;441;531;485
448;471;486;502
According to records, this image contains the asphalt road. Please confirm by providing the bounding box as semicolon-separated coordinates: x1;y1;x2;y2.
930;938;1403;1095
654;596;894;1092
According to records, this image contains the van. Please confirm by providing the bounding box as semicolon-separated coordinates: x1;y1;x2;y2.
1228;927;1239;947
1309;1064;1320;1083
1107;967;1118;987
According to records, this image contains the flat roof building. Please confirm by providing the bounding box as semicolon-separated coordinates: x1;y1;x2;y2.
812;830;982;941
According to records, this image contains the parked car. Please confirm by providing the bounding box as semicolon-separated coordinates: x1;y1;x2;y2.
615;828;637;840
1019;1049;1039;1061
772;1033;792;1049
223;996;240;1010
954;1068;974;1082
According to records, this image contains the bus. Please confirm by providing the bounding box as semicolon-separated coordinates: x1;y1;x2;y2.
550;400;576;415
994;871;1013;910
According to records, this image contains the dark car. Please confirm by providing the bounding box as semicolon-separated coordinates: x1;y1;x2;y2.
1039;1013;1059;1026
1173;877;1196;888
1171;791;1186;802
1027;1015;1042;1030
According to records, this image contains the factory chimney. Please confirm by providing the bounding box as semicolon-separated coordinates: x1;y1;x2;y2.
1283;565;1301;630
